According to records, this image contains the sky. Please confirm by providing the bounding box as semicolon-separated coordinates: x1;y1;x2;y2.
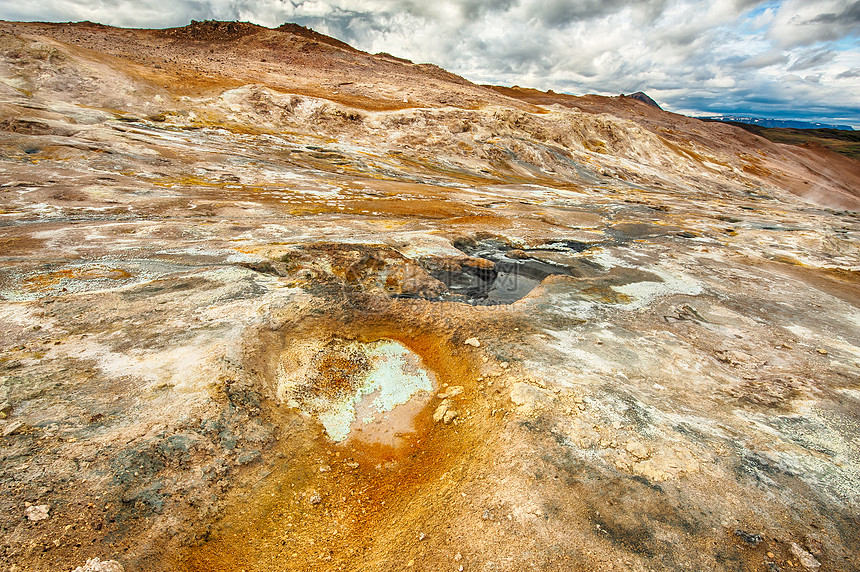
2;0;859;126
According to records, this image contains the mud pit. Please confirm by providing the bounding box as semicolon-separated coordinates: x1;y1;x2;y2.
178;310;485;572
1;20;860;572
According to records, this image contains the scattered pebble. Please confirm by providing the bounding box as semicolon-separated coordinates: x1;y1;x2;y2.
464;338;480;348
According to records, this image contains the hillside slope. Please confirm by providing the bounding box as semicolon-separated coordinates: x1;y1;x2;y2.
0;20;859;572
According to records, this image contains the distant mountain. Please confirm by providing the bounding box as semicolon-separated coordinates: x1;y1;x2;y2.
703;116;854;131
622;92;662;110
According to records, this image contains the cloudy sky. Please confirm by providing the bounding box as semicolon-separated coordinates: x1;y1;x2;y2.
3;0;859;126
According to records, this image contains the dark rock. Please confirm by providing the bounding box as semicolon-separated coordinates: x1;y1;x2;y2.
236;449;261;465
623;92;662;110
734;529;763;546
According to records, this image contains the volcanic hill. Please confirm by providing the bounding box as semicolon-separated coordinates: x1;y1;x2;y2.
1;19;859;572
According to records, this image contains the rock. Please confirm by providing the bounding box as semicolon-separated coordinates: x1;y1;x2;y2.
625;440;650;460
2;420;25;437
509;382;552;415
464;338;481;347
236;449;261;465
463;257;495;270
72;558;124;572
734;530;762;546
791;542;821;570
308;492;322;506
804;535;824;559
0;401;11;419
443;410;458;424
433;400;451;422
25;504;50;521
437;386;463;399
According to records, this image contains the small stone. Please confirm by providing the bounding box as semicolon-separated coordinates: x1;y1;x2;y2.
790;542;821;570
734;529;762;546
26;504;50;521
319;464;331;472
625;440;650;460
816;349;828;355
72;558;125;572
235;449;261;465
418;532;426;541
443;410;458;424
2;420;24;437
345;462;359;470
454;553;462;561
0;402;11;419
308;493;322;506
437;386;463;399
433;401;450;422
464;338;480;348
804;535;824;559
500;362;510;369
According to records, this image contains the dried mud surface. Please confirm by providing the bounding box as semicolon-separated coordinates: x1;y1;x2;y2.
1;20;859;572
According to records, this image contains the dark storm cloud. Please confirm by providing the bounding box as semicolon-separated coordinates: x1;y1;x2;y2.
807;0;860;24
837;67;860;78
0;0;858;125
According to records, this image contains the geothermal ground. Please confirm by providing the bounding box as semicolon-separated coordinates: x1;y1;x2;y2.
1;20;859;572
